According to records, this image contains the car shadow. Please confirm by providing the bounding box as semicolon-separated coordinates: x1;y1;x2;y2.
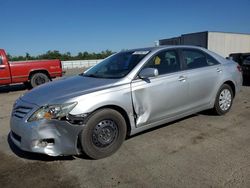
0;84;28;93
7;134;75;161
198;109;218;116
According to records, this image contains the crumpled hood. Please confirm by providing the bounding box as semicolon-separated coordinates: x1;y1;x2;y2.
21;75;119;106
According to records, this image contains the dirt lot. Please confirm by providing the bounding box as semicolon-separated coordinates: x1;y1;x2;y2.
0;70;250;188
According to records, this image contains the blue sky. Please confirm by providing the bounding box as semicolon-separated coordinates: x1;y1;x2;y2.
1;0;250;56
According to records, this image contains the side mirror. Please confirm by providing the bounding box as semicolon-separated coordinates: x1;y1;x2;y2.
139;68;159;79
226;56;233;60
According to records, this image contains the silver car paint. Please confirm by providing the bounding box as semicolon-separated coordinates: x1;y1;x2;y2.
131;70;189;127
10;46;242;156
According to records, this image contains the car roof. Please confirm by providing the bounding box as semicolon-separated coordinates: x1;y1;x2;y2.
123;45;207;53
122;45;227;64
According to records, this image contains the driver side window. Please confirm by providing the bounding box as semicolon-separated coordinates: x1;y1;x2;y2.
144;50;180;75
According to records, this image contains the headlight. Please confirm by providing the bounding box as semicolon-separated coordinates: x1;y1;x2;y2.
28;102;77;122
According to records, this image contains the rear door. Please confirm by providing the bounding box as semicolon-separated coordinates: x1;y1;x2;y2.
131;49;189;127
0;53;11;85
180;48;222;110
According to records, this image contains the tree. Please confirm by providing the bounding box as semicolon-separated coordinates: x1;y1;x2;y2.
25;53;31;60
8;50;115;61
7;53;12;60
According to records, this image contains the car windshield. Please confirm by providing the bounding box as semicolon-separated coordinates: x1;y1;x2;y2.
83;50;150;79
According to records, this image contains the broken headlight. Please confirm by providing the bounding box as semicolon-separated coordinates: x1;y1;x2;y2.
28;102;77;122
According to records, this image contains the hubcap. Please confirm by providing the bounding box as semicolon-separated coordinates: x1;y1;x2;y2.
219;89;232;111
35;76;46;85
92;120;118;148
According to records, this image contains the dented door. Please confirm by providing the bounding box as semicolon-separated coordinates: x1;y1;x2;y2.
131;73;189;127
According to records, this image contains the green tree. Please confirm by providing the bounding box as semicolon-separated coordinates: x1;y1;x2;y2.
8;50;115;61
25;53;31;60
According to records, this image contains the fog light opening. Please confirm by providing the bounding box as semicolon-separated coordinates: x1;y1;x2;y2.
33;139;55;148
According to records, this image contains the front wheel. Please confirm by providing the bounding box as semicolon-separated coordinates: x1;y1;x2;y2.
80;109;127;159
213;84;233;115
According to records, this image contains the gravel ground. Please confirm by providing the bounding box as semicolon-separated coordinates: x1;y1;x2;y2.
0;70;250;188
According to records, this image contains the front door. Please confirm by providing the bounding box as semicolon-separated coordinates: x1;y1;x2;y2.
0;55;11;85
131;50;189;127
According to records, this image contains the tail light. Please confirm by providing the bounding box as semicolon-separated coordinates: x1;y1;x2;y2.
237;65;242;72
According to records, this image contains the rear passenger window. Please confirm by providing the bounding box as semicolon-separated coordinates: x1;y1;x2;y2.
207;55;219;66
144;50;180;75
182;49;218;69
0;56;2;64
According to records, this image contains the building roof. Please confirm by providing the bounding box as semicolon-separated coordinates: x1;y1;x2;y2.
159;31;250;41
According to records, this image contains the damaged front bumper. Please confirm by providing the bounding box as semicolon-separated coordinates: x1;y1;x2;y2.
10;99;85;156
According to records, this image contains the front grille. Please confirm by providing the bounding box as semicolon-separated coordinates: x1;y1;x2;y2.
11;131;21;142
12;106;33;119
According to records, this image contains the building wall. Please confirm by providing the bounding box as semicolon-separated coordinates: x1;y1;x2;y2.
208;32;250;57
159;32;208;47
181;32;207;48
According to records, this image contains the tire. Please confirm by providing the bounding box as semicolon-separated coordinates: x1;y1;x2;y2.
30;73;50;88
213;84;233;115
80;108;127;159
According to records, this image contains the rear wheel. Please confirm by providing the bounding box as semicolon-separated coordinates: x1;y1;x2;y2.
213;84;233;115
80;109;127;159
30;73;50;88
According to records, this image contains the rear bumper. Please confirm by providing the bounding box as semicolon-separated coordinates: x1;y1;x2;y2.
50;73;63;79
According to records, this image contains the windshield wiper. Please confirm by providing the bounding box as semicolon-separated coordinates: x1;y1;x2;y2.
82;73;101;78
81;73;121;79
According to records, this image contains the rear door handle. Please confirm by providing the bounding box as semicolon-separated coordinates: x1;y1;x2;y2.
0;67;5;70
178;76;186;82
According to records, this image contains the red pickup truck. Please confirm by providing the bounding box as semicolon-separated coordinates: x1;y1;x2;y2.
0;49;63;88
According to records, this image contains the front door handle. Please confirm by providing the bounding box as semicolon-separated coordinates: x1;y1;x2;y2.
216;68;222;73
178;76;186;82
0;67;5;70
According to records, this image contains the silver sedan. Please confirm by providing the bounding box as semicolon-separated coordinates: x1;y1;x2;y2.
10;46;242;159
